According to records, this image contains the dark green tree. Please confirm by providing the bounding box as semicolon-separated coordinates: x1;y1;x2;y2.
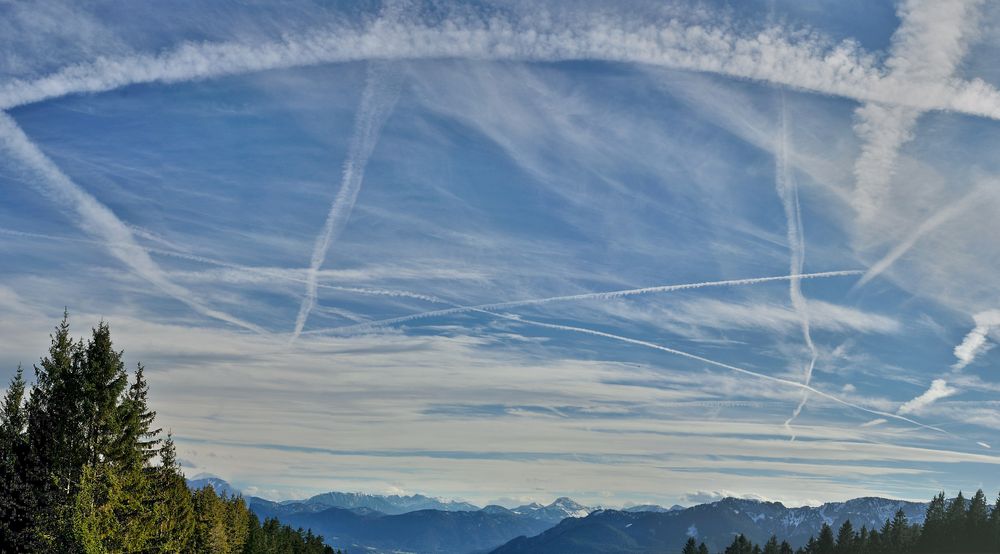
834;520;855;554
966;489;990;552
683;537;699;554
150;434;196;552
4;314;337;553
26;313;88;551
0;365;36;551
725;534;755;554
917;492;946;553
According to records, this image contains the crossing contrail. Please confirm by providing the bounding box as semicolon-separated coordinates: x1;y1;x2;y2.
488;311;954;437
0;112;264;334
775;92;817;438
304;270;864;336
291;61;402;343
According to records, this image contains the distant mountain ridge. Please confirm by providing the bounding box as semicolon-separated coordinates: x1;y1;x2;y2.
491;496;929;554
187;478;932;554
246;491;596;552
294;491;479;515
185;474;239;498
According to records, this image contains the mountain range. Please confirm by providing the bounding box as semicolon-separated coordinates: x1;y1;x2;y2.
186;478;930;554
491;497;929;554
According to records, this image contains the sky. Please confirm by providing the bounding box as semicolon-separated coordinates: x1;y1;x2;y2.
2;0;1000;509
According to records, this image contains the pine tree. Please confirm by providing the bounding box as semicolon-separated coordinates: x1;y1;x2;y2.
114;363;161;467
725;534;755;554
192;486;231;553
779;540;793;554
150;434;196;552
856;526;869;554
834;520;854;554
917;492;946;553
814;523;834;554
683;537;699;554
762;535;779;554
26;313;88;551
966;489;990;552
80;322;130;466
887;509;914;553
867;527;882;554
989;493;1000;552
0;365;36;551
698;542;710;554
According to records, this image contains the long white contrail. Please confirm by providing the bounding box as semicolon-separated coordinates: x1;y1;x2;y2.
487;311;953;437
851;0;982;222
0;112;264;333
2;14;1000;120
775;93;817;438
304;270;863;336
291;62;402;343
0;226;446;306
854;183;993;289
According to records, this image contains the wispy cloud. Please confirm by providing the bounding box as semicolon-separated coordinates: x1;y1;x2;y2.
775;93;818;438
291;61;402;343
3;10;1000;121
855;183;992;288
898;379;958;415
0;112;263;333
493;311;952;436
851;0;982;222
307;270;863;336
952;310;1000;370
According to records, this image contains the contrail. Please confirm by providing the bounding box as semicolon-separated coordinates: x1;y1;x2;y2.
0;112;264;333
486;311;955;437
853;183;992;289
290;62;402;343
851;0;982;222
775;92;818;438
303;270;864;336
0;226;446;306
3;14;1000;120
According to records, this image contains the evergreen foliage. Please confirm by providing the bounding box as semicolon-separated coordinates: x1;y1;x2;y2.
688;490;1000;553
0;315;341;553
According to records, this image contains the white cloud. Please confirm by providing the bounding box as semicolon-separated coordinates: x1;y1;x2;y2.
851;0;983;222
292;61;402;342
0;112;263;334
953;310;1000;370
2;10;1000;121
898;379;958;415
681;490;769;504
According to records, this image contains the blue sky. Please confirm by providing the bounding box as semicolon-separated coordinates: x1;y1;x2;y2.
3;0;1000;508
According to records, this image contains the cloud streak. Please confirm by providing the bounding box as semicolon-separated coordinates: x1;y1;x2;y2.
775;93;817;438
0;112;264;333
291;61;402;343
851;0;982;221
898;379;958;415
491;311;954;436
3;12;1000;121
0;226;447;306
855;183;990;288
305;270;864;336
953;310;1000;370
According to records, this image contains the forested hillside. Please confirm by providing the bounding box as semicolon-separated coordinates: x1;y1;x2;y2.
0;314;340;553
493;490;1000;554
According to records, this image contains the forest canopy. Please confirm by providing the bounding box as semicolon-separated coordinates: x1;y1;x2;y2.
0;314;340;553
